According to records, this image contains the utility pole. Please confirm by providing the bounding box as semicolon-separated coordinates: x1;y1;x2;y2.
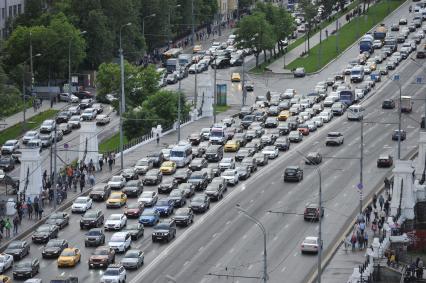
242;56;246;106
53;122;58;209
317;29;322;70
398;84;402;159
177;76;182;142
213;57;217;124
360;121;364;215
335;18;339;53
194;60;198;110
318;168;322;283
191;0;195;46
29;31;33;95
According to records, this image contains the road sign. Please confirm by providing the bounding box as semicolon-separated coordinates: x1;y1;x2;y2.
357;183;363;190
359;191;363;200
393;74;400;81
64;143;69;149
417;77;422;84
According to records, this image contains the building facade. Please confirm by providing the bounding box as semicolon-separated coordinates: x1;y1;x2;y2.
217;0;238;22
0;0;25;39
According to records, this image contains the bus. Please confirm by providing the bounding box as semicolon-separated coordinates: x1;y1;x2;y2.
170;143;192;167
339;90;355;106
163;48;183;60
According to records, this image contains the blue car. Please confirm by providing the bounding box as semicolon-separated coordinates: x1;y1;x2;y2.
139;208;160;226
153;198;174;216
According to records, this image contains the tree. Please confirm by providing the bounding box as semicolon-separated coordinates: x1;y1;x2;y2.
299;0;318;53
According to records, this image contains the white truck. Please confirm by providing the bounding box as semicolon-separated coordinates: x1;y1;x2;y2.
401;96;412;113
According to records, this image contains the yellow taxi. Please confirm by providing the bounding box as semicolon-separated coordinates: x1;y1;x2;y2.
106;192;127;208
193;45;202;53
367;61;376;71
231;72;241;82
224;140;240;152
278;110;291;121
159;161;177;175
0;275;11;283
57;248;81;267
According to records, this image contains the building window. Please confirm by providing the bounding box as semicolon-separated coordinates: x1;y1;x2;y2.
2;8;5;19
9;6;12;17
18;4;22;15
13;5;17;16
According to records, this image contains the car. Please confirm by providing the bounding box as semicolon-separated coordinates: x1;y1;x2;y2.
241;157;258;173
122;180;143;197
68;115;81;129
32;224;59;244
104;214;127;231
235;165;251;180
377;154;393;168
168;188;187;207
138;208;160;226
1;140;19;154
134;158;154;175
392;129;406;141
178;183;196;198
57;248;81;267
189;194;210;213
262;145;279;159
56;111;71;123
106;192;126;210
22;131;39;144
89;183;111;201
235;148;254;162
96;114;111;125
88;246;115;269
121;203;144;220
188;133;201;146
231;72;241;82
305;152;322;165
200;128;211;140
100;264;127;283
0;155;16;171
5;241;30;260
399;18;407;25
284;166;303;182
59;92;79;103
85;228;106;247
275;136;290;151
154;198;174;216
108;175;126;190
158;177;178;194
120;249;144;269
58;123;72;135
124;223;144;240
297;124;310;136
138;191;158;207
245;81;254;91
143;169;163;185
325;132;344;146
13;258;39;280
79;98;93;109
152;219;177;243
80;210;105;229
160;161;177;175
71;196;92;213
172;207;194;227
382;99;395;109
0;253;13;273
304;203;324;221
288;130;303;143
81;107;97;120
222;169;239;186
301;236;321;254
45;212;69;229
40;120;56;132
189;158;207;171
373;40;383;49
219;157;235;171
188;171;209;190
294;67;306;77
174;168;192;183
224;140;240;152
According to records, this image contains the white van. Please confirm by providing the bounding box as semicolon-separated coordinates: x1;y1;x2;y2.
170;143;193;167
347;105;365;121
350;66;364;83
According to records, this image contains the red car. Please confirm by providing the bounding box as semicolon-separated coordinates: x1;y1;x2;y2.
124;202;144;218
377;155;393;168
297;124;310;136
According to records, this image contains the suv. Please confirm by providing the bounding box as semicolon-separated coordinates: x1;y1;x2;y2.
89;183;111;201
152;219;177;243
85;228;106;247
325;132;344;146
304;203;324;221
100;264;126;283
188;171;209;190
80;210;104;229
205;145;223;162
283;166;303;182
88;246;115;269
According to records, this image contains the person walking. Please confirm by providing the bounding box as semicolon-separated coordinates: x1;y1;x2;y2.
28;202;33;219
365;206;371;223
379;209;386;224
384;200;390;216
79;176;85;193
12;215;19;236
417;258;424;279
373;206;379;221
373;193;378;208
89;173;95;187
379;195;385;210
372;219;378;235
108;155;113;171
364;232;369;249
351;233;357;251
99;157;103;171
156;133;160;145
4;218;11;238
38;206;43;220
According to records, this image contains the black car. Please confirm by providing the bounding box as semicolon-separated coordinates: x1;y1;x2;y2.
122;180;143;197
168;189;187;207
124;223;144;240
56;111;72;123
173;208;194;227
13;258;39;280
277;122;291;135
236;165;251;180
42;239;69;258
152;219;177;243
174;168;192;183
190;194;210;213
275;136;290;151
188;171;209;190
178;183;195;198
189;133;201;146
5;240;30;260
45;212;70;229
205;145;223;162
147;152;164;168
143;169;163;185
284;166;303;182
235;148;254;161
189;158;208;171
416;50;426;59
79;98;93;109
205;181;226;201
121;168;138;181
158;177;178;194
0;156;16;171
32;224;59;244
200;168;214;183
239;106;253;118
241;115;255;129
304;203;324;221
241;157;258;173
89;183;111;201
84;228;106;247
305;152;322;165
382;99;395;109
80;210;104;229
234;133;247;147
392;129;406;141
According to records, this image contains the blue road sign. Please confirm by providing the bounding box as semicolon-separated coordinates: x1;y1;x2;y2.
357;183;363;190
393;74;400;81
417;77;422;84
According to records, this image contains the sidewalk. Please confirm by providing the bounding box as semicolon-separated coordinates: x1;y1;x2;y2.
0;106;239;247
0;101;68;131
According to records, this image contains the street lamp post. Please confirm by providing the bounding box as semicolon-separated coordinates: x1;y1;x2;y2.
235;204;268;283
177;76;182;142
409;57;426;131
142;14;156;39
213;56;217;124
360;121;364;215
119;22;132;170
22;53;42;133
68;31;87;97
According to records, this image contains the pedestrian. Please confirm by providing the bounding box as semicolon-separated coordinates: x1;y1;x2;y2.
359;221;366;235
72;177;78;192
351;233;357;250
372;219;378;235
34;201;39;218
357;231;364;250
4;218;11;238
365;207;371;223
28;202;33;219
156;133;160;145
80;176;85;193
373;193;378;208
50;97;54;108
38;206;43;220
379;194;385;210
384;200;390;216
89;173;95;187
364;232;369;249
417;258;424;279
12;215;19;236
99;157;103;171
380;209;386;224
325;29;328;38
373;206;378;220
108;156;113;171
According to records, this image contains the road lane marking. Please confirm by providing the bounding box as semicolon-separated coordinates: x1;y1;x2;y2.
212;233;218;238
281;266;287;272
229;248;234;254
248;264;253;270
293;252;298;257
242;234;247;240
226;220;231;225
284;224;289;229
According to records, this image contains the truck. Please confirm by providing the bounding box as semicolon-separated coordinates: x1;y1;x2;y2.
178;54;192;69
373;25;387;41
359;34;374;53
339;90;355;106
165;58;178;74
384;37;398;52
401;96;412;113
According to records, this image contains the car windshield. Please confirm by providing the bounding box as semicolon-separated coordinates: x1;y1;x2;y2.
328;133;340;137
109;215;122;220
70;116;79;121
136;160;149;166
127;203;140;209
125;251;140;258
221;158;232;163
156;199;169;206
141;192;153;198
75;198;87;204
190;174;203;180
154;223;170;230
126;224;140;230
304;239;317;245
146;170;158;176
175;209;189;216
110;235;125;242
142;210;155;216
15;261;32;268
192;195;205;202
8;242;22;249
223;170;235;176
264;146;275;151
170;190;181;197
49;213;64;219
192;159;202;165
104;268;120;276
87;230;101;236
123;169;133;174
84;211;98;218
61;250;75;256
286;168;297;173
37;226;51;232
93;249;109;255
126;181;139;187
111;176;122;182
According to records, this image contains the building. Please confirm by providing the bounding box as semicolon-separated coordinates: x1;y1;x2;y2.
217;0;238;23
0;0;25;39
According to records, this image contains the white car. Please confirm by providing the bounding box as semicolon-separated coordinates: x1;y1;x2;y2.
68;106;80;115
282;89;296;99
219;157;235;171
262;146;279;159
71;196;93;213
96;114;110;125
222;169;239;186
100;264;127;283
318;111;332;123
0;253;14;273
301;236;321;254
22;131;39;144
68;115;81;129
40;120;56;132
1;139;20;154
138;191;158;207
108;232;132;253
108;176;126;189
105;214;127;231
372;40;383;49
81;108;97;121
311;117;324;128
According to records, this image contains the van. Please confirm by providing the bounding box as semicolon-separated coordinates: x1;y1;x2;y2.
347;105;365;121
209;125;227;145
170;144;193;167
27;139;42;152
350;66;364;83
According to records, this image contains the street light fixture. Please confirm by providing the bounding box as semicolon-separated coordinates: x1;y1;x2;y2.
22;53;42;133
119;22;132;170
235;204;268;283
143;14;156;38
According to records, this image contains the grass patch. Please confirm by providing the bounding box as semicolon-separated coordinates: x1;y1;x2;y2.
250;0;360;74
0;109;59;145
214;105;230;114
99;133;128;153
287;0;404;73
